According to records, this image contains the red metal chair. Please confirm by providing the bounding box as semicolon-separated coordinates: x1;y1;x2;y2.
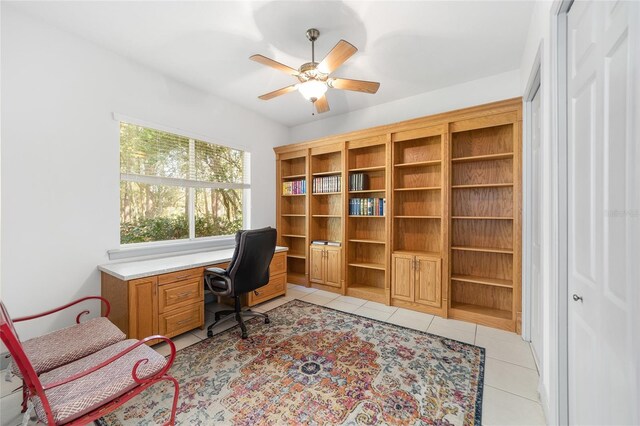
1;300;180;425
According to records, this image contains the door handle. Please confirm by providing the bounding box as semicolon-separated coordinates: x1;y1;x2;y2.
572;294;583;302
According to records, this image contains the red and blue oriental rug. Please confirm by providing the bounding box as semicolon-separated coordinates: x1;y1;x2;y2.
100;300;485;425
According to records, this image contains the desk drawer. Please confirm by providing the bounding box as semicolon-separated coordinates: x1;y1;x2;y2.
248;273;286;306
270;252;286;276
158;267;203;286
159;302;204;338
158;277;204;313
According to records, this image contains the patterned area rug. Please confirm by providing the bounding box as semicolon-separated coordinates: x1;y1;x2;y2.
99;300;485;425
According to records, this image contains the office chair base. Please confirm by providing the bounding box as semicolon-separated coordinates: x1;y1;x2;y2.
206;308;270;339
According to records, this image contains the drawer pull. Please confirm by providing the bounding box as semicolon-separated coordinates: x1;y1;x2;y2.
254;290;261;296
172;291;193;299
175;274;190;280
176;319;193;326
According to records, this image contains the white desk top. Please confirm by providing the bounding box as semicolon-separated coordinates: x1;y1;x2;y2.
99;246;288;281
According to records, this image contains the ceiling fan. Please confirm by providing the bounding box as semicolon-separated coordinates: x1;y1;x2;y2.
250;28;380;114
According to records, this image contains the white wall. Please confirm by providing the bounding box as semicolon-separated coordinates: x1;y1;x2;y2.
519;1;558;424
289;70;521;143
0;7;288;339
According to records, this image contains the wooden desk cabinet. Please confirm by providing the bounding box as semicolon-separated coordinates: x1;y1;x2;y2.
102;251;287;339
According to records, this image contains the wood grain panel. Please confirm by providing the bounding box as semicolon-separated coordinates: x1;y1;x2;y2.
451;251;513;281
158;267;202;286
451;219;513;250
394;218;441;253
451;124;513;158
128;276;158;340
349;241;386;265
249;274;287;305
452;159;513;186
312;151;342;173
394;136;441;163
415;256;441;307
101;272;129;336
393;190;441;216
394;164;441;188
158;302;203;338
348;144;385;169
452;187;513;217
391;253;414;301
158;278;203;314
451;281;513;312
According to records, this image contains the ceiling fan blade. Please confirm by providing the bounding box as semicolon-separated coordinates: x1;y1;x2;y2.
258;85;297;100
330;78;380;94
250;54;299;76
317;40;357;74
315;95;330;113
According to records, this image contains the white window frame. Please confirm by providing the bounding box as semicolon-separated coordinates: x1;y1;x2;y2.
109;113;251;260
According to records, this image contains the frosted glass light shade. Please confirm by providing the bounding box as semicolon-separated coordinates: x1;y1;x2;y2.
297;80;328;101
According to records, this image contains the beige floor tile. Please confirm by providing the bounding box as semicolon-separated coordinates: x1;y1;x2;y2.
476;324;524;345
1;390;37;426
353;306;393;322
325;300;360;313
0;369;22;399
287;284;317;294
430;315;477;333
252;296;294;312
335;295;367;306
427;322;476;344
286;288;310;300
386;309;434;331
311;289;341;299
482;386;546;426
361;301;398;314
299;293;337;306
484;358;540;401
475;335;536;370
205;302;231;314
153;332;202;357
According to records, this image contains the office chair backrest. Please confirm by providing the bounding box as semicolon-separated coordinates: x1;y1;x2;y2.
227;227;277;295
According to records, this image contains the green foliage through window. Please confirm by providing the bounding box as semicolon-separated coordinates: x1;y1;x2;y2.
120;123;248;244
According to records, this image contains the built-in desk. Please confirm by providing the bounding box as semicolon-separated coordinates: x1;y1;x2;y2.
99;246;288;339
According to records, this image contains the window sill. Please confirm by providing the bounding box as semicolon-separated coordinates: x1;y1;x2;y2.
108;237;236;261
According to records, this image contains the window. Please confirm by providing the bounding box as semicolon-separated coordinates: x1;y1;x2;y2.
120;122;249;245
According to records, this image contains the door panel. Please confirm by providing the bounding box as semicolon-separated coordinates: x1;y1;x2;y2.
325;248;341;288
391;254;414;301
568;1;639;424
128;277;158;339
310;246;324;283
530;84;543;367
415;257;441;307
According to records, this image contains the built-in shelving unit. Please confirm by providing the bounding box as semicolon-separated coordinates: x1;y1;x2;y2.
345;135;389;303
277;151;309;285
448;118;521;331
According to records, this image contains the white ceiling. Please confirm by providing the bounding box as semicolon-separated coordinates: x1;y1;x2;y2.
9;1;534;127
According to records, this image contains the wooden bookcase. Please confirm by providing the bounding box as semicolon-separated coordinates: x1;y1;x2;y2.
277;150;308;285
390;125;448;316
274;98;522;332
345;135;390;303
309;144;345;292
448;113;521;331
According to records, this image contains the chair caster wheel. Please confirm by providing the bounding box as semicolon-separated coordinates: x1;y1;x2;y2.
207;330;213;338
264;318;270;324
241;332;248;339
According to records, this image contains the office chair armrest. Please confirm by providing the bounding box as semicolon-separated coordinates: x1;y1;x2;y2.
204;269;233;297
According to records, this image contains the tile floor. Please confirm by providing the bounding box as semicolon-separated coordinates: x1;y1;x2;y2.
0;283;546;426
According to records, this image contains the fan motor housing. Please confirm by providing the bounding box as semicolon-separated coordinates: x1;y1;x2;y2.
298;62;328;83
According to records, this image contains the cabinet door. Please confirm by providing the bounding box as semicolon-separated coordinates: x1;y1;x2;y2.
391;254;414;302
128;276;158;339
324;247;341;288
310;246;325;283
415;257;441;307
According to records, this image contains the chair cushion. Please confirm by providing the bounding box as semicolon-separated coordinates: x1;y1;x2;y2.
11;317;126;378
33;339;167;424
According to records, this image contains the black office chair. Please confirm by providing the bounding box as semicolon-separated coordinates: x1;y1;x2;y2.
204;227;277;339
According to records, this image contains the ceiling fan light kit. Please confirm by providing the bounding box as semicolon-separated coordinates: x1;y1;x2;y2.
250;28;380;114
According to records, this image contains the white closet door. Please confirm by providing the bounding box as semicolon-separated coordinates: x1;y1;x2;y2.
567;1;639;424
530;85;543;368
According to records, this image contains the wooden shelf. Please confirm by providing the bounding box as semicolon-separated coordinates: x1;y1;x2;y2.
349;165;386;172
288;272;306;284
312;170;342;176
451;246;513;254
348;262;385;271
281;214;305;217
451;274;513;288
451;152;514;163
393;250;440;257
395;215;441;219
349;239;386;245
282;174;306;179
394;160;441;168
394;186;441;191
451;216;513;220
312;191;342;195
347;285;387;303
287;253;306;259
349;215;385;218
452;183;513;189
349;189;385;194
450;302;512;320
312;214;341;218
282;193;306;197
281;234;306;238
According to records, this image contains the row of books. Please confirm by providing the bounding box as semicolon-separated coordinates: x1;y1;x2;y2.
349;198;386;216
349;173;369;191
311;240;341;247
282;179;306;195
313;175;341;193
